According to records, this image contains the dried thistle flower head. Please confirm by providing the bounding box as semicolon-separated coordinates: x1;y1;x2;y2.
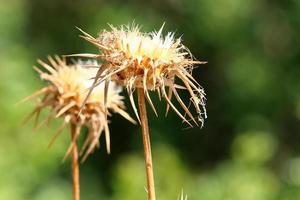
22;56;135;161
76;23;207;127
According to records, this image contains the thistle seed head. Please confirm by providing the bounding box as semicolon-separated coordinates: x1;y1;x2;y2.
76;23;207;127
23;56;135;161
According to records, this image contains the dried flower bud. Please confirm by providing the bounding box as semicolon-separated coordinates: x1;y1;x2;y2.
76;23;207;127
22;56;135;161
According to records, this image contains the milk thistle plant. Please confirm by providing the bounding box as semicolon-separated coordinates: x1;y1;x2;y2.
73;23;207;200
22;56;135;200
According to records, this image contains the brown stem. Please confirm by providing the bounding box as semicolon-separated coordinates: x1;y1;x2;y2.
70;123;80;200
137;88;156;200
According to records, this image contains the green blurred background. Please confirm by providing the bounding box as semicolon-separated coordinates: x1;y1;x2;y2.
1;0;300;199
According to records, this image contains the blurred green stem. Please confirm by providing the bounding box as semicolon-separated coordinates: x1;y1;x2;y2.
137;88;156;200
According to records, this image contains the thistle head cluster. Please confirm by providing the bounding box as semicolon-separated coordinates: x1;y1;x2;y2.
76;24;207;126
24;56;134;161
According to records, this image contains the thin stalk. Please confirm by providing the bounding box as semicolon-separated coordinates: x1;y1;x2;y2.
137;88;156;200
70;123;80;200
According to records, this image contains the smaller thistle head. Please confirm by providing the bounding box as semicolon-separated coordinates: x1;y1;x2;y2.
22;56;135;161
76;23;207;127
